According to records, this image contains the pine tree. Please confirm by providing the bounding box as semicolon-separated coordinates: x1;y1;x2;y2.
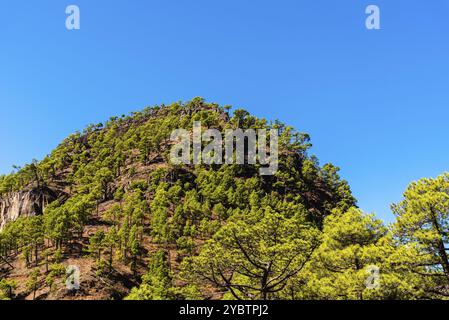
125;250;173;300
181;207;320;300
0;279;17;300
391;173;449;298
294;208;387;300
26;269;40;300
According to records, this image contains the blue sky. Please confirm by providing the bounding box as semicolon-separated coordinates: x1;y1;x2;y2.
1;0;448;222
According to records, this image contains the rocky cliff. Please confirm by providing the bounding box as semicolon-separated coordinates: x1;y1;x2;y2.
0;187;62;230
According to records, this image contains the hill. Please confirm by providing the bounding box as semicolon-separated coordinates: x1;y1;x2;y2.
1;98;449;300
0;98;355;299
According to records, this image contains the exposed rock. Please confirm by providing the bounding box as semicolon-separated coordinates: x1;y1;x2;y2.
0;187;64;230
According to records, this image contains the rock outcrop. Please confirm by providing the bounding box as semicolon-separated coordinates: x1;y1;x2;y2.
0;187;63;230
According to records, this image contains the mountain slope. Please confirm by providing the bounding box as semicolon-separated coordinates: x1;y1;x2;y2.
0;98;355;300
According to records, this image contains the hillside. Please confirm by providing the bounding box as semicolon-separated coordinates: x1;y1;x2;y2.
1;98;449;300
0;98;355;300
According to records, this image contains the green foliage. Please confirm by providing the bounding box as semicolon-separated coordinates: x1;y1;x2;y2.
45;264;66;292
54;249;63;263
88;230;105;261
26;268;40;300
0;279;17;300
294;208;388;300
391;173;449;298
181;207;320;300
126;250;173;300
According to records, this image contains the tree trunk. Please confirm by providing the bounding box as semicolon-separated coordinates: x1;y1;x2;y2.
35;245;38;267
109;247;113;271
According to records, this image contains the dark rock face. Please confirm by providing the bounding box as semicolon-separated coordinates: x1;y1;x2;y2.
0;187;63;230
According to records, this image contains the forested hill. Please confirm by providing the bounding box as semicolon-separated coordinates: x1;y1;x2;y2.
1;98;449;300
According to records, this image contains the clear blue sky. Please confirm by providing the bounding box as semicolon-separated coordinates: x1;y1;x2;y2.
1;0;448;222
